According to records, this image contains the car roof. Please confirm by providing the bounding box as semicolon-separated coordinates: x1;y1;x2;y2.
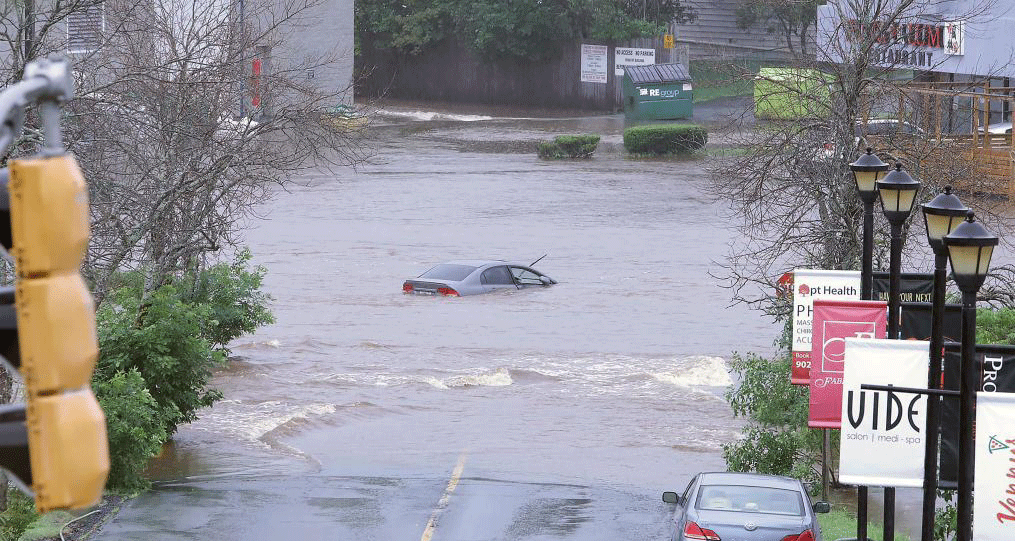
443;260;531;268
697;472;802;489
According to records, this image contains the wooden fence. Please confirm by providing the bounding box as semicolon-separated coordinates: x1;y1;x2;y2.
901;82;1015;197
356;37;680;111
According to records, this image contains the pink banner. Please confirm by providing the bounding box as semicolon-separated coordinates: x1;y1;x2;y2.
808;299;887;429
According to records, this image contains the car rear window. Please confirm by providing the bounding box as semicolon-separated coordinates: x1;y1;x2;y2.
420;264;477;281
695;485;804;516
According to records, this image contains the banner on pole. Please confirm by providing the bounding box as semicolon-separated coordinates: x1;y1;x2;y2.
808;299;887;428
790;269;861;385
899;302;963;342
973;392;1015;540
940;344;1015;489
839;338;929;487
872;272;934;304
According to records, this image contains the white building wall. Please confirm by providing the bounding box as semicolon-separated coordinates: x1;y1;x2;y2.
817;0;1015;78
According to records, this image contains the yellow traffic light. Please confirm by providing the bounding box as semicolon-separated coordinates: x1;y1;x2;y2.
8;155;89;277
3;153;109;513
28;390;109;510
15;274;99;392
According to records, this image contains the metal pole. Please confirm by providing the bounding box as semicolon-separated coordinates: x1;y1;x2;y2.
822;430;829;502
882;219;905;541
861;198;875;300
956;290;977;541
857;196;876;541
921;252;948;541
888;220;903;339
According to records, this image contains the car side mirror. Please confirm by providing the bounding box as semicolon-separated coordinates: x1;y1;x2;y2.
812;501;830;514
539;276;552;285
662;491;679;504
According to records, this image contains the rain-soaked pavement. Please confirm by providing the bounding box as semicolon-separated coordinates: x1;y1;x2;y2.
93;100;923;541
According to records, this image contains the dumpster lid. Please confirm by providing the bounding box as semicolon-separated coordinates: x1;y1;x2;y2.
625;63;690;85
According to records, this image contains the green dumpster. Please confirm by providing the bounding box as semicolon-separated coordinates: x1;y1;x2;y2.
753;67;832;120
623;63;693;121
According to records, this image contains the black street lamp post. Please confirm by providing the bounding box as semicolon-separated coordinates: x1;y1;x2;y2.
848;148;890;541
944;212;999;541
876;162;921;541
919;187;969;541
850;148;891;300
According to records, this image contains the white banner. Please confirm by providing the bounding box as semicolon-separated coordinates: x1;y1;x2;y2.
974;392;1015;540
580;44;608;83
790;269;861;384
839;338;929;487
614;47;655;76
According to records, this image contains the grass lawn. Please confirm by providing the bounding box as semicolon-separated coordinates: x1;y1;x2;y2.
818;507;913;541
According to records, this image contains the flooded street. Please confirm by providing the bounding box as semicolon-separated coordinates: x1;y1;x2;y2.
96;104;782;540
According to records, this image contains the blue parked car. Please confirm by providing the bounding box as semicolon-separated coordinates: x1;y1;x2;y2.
663;472;830;541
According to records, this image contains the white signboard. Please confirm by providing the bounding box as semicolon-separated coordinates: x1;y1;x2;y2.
839;338;929;487
974;392;1015;540
581;44;608;84
614;47;655;76
943;20;964;55
790;269;861;384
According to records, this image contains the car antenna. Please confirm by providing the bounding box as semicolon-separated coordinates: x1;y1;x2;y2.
529;254;547;267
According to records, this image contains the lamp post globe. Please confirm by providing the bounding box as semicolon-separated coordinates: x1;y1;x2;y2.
922;186;969;255
877;163;922;225
850;147;890;204
945;212;999;293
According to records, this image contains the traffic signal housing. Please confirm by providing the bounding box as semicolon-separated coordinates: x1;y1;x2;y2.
0;154;109;512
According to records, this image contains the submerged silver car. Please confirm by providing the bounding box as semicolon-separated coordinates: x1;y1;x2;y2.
402;259;556;297
663;472;829;541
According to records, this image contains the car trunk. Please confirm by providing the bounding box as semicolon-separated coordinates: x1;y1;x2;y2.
403;279;454;296
694;509;809;541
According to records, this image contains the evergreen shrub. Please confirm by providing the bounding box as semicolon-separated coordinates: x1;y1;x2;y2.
623;124;707;154
537;134;600;159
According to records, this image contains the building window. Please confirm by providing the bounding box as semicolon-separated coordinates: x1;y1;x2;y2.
68;2;104;53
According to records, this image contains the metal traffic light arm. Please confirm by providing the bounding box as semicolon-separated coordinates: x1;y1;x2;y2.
0;57;73;157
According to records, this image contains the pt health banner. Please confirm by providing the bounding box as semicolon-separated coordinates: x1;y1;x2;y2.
973;392;1015;541
791;269;861;385
808;299;887;428
839;338;929;487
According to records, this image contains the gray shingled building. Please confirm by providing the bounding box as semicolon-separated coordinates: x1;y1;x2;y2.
674;0;817;59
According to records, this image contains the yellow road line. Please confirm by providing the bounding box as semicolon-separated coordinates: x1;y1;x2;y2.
420;453;468;541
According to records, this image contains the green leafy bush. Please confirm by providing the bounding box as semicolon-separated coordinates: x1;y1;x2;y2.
94;368;168;490
623;124;707;154
537;134;600;159
92;249;275;489
176;248;275;353
977;307;1015;345
0;488;37;541
722;352;823;492
97;284;223;437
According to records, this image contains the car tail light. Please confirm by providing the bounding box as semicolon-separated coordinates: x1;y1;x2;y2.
402;282;413;293
683;521;721;541
823;143;834;150
436;286;459;297
781;530;815;541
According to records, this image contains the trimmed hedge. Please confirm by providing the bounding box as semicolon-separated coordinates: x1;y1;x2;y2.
623;124;708;155
537;134;600;159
